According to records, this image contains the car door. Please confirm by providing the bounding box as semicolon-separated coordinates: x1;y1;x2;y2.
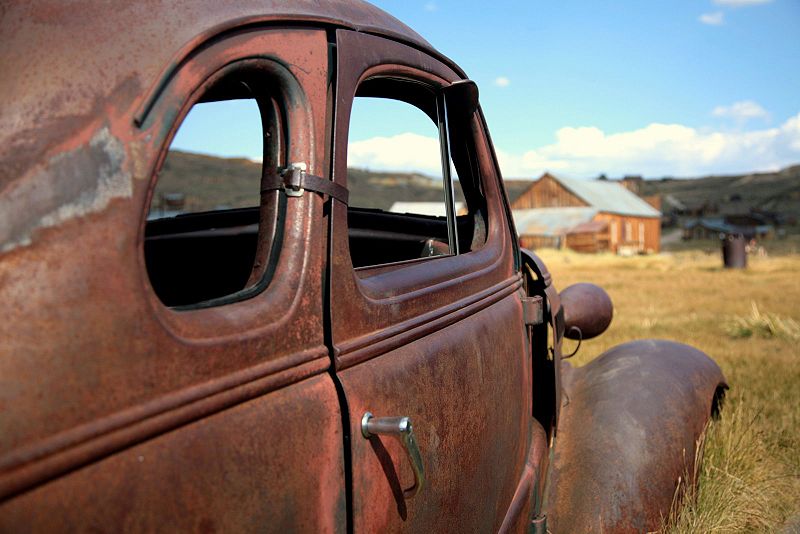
329;30;536;532
0;28;344;532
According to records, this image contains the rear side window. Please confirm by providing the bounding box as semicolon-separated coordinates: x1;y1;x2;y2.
149;100;262;219
348;93;452;264
348;97;449;216
145;67;286;309
346;77;486;269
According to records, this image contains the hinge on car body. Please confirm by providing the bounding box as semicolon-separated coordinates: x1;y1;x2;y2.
261;163;349;204
522;295;544;326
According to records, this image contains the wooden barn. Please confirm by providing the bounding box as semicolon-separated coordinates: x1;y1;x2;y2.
510;173;662;254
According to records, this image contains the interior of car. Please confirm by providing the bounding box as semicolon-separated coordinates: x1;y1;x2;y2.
144;72;487;308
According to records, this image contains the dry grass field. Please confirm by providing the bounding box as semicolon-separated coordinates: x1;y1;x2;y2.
535;238;800;533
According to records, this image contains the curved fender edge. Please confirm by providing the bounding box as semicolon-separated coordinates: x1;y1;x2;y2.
546;339;727;534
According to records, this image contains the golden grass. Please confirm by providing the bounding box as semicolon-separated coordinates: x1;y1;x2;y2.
535;247;800;533
724;302;800;342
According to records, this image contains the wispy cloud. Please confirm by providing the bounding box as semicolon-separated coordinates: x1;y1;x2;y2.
713;0;772;6
699;11;725;25
347;113;800;179
348;132;442;174
493;112;800;177
494;76;511;88
423;2;438;12
712;100;770;122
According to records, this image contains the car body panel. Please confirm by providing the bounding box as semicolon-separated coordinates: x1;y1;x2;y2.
547;340;727;533
0;25;345;527
0;374;346;533
329;29;537;532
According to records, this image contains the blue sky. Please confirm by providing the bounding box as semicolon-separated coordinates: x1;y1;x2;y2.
173;0;800;179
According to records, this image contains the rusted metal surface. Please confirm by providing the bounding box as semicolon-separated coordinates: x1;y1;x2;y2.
329;29;518;368
497;420;549;533
0;12;344;528
0;374;346;533
328;29;535;532
560;282;614;340
722;234;748;268
521;248;564;435
338;298;531;532
546;340;727;533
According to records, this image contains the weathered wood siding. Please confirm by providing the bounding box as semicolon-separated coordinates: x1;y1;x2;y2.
519;235;562;250
511;173;587;209
594;213;660;253
565;231;610;253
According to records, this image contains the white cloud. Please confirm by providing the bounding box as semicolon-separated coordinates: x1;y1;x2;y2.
348;132;442;175
495;113;800;178
713;0;772;6
347;113;800;179
699;11;725;25
712;100;770;121
494;77;511;88
423;2;438;12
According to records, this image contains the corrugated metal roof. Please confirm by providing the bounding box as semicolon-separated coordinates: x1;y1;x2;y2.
567;220;609;234
512;207;598;236
684;218;773;235
663;194;687;211
389;202;465;216
555;175;661;218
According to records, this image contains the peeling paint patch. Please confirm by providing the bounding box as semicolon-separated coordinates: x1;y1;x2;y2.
0;128;132;252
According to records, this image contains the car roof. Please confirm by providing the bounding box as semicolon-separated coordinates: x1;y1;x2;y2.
0;0;463;185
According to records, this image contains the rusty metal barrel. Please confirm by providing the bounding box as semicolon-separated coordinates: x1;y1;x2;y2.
722;234;747;269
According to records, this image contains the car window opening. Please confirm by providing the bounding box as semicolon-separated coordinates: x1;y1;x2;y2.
144;72;285;309
346;77;487;269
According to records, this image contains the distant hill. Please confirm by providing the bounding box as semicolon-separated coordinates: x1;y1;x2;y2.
638;166;800;218
154;150;263;212
154;150;799;219
154;150;464;212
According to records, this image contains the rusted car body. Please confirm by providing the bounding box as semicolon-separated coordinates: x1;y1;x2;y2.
0;1;726;532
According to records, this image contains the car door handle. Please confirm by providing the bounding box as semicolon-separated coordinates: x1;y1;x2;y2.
361;412;425;498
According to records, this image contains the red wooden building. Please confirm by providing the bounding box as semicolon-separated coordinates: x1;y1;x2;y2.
510;173;662;254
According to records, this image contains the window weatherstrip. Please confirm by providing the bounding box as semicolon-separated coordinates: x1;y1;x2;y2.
437;95;459;255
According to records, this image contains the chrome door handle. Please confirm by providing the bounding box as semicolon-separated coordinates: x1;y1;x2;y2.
361;412;425;498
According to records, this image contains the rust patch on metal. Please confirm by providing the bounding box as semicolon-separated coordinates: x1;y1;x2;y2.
0;127;132;252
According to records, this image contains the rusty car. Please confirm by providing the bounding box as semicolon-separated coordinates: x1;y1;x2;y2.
0;1;727;532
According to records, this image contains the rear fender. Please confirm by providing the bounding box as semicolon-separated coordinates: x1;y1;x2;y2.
546;339;727;533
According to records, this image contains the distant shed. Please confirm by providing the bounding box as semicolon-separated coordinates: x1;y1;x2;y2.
683;216;773;240
510;173;662;254
565;220;611;253
389;201;465;216
512;207;598;250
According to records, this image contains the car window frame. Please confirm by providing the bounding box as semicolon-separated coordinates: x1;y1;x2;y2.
136;29;327;342
329;29;516;348
342;70;494;274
